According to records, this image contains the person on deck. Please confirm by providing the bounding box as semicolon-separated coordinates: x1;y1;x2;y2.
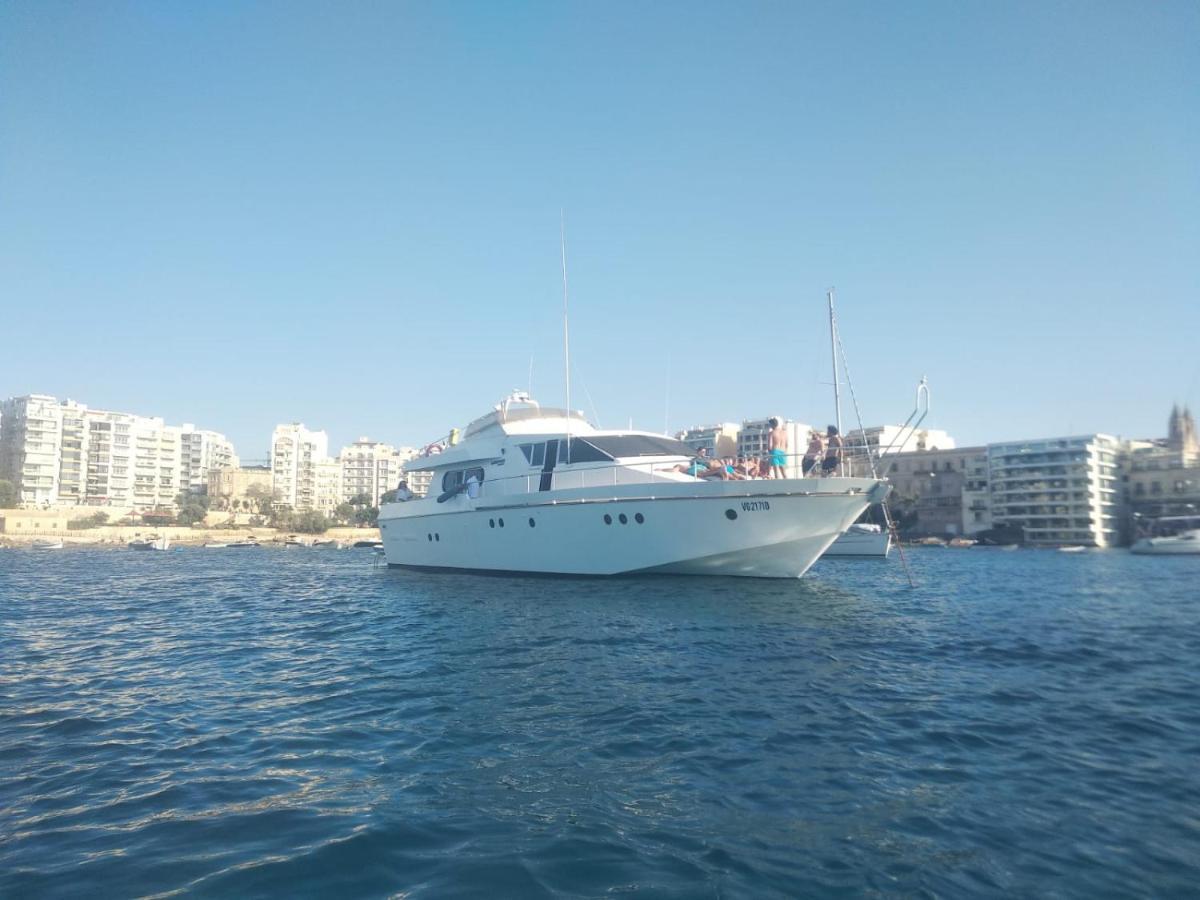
803;430;824;476
821;425;843;476
767;418;788;479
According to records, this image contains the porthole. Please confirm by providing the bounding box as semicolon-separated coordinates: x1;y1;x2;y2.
435;533;440;541
618;513;628;524
427;533;433;541
635;513;645;524
725;509;738;521
603;514;612;525
499;518;505;527
529;517;536;528
489;518;495;528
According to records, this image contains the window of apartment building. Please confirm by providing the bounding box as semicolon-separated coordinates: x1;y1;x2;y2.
1150;481;1162;494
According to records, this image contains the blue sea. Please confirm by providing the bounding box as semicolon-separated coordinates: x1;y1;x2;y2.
2;545;1198;898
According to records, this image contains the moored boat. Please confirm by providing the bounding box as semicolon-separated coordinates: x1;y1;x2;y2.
128;535;170;551
822;522;891;557
1131;528;1200;555
31;539;64;550
379;392;889;578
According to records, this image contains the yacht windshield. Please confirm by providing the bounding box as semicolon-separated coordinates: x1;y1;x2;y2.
584;435;693;458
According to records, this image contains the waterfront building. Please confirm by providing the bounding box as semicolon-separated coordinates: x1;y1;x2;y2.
677;423;740;459
208;466;273;511
987;435;1124;547
879;446;989;536
1;394;236;510
0;395;73;506
845;424;956;459
1126;406;1200;522
315;458;343;517
178;425;238;496
270;423;329;510
339;438;413;506
737;418;812;478
401;462;434;498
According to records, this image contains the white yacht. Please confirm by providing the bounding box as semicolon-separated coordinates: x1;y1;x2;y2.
822;522;892;557
1131;529;1200;555
379;393;889;578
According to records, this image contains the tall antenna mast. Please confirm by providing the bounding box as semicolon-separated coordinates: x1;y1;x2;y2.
828;288;843;437
560;211;572;451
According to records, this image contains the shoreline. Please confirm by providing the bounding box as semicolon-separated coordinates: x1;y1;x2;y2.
0;526;381;549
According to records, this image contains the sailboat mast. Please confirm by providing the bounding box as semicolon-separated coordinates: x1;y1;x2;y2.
560;211;571;452
828;288;843;436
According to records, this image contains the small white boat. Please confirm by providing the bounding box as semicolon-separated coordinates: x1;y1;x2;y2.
203;542;230;549
128;536;170;551
310;539;339;548
1058;545;1087;553
823;523;891;557
31;539;64;550
226;538;260;548
1131;529;1200;555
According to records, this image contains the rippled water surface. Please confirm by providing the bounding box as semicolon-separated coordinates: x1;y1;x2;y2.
2;546;1198;897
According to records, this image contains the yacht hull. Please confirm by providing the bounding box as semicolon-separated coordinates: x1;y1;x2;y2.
822;529;891;557
380;478;886;579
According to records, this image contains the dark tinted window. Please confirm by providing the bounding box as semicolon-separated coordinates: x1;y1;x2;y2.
584;435;693;458
564;440;612;464
442;470;462;492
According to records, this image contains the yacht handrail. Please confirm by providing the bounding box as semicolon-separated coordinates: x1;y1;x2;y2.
415;451;859;501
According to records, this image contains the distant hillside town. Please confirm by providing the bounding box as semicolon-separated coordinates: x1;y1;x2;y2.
0;392;1197;547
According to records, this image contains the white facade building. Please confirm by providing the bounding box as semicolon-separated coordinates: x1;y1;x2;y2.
338;438;412;506
0;394;237;510
0;395;71;506
270;423;329;510
987;434;1124;547
315;458;343;517
179;424;238;495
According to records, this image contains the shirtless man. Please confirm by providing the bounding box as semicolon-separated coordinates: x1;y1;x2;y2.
767;417;788;479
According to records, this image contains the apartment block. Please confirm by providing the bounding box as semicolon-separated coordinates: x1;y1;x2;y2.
179;425;238;495
1;394;237;510
0;395;72;506
270;423;329;510
987;435;1124;547
339;438;413;506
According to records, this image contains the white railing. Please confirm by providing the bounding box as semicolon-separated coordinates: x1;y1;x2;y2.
429;452;860;503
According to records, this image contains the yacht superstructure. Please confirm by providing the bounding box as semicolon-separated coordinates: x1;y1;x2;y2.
379;393;889;578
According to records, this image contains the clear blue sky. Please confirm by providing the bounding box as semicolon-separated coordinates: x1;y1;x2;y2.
3;2;1197;459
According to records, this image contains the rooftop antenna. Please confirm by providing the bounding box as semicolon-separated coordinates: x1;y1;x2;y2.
560;210;572;454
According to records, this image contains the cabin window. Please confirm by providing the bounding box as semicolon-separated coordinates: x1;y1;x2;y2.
442;467;484;494
530;443;546;466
